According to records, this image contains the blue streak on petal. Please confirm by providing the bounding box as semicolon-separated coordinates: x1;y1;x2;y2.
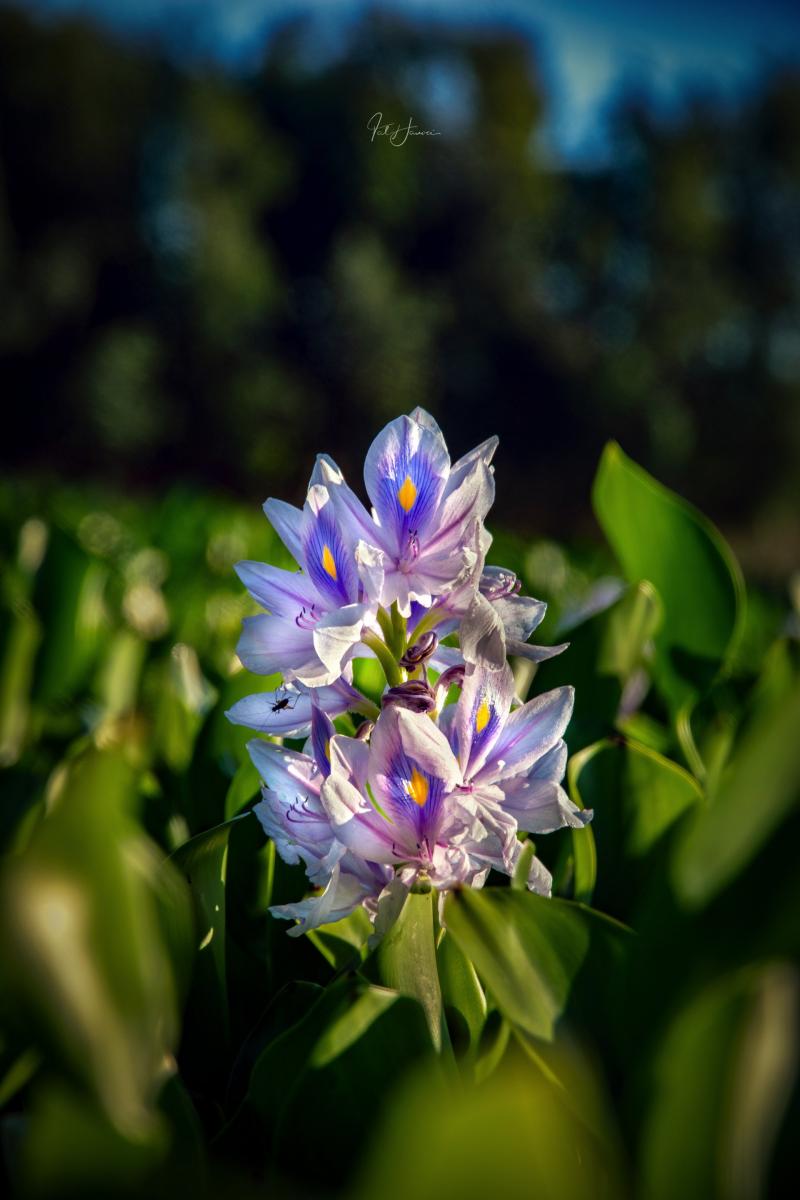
365;414;449;555
302;506;357;608
467;689;504;776
310;703;336;779
382;751;445;849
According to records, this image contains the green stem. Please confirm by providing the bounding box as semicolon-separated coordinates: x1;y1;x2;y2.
376;607;394;647
677;702;706;784
390;602;408;658
408;605;444;646
362;630;402;688
350;696;380;722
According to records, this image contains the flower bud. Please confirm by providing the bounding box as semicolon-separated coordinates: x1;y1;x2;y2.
399;631;439;670
381;680;437;714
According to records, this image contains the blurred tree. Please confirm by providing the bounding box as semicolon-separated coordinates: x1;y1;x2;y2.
0;6;798;575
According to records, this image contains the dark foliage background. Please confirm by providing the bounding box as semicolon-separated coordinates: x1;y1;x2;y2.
1;3;799;577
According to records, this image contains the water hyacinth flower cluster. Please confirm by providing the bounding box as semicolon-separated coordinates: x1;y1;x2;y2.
227;409;590;935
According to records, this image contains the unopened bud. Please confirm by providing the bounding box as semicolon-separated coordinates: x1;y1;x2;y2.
381;680;436;715
436;664;465;695
399;631;439;670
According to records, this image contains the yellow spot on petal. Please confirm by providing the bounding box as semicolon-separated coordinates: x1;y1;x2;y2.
324;738;331;762
321;544;337;579
406;766;429;807
475;700;491;734
397;474;417;513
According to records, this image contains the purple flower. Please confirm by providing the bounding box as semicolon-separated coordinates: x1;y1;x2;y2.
445;659;589;838
459;566;569;670
361;409;497;616
225;675;364;738
234;464;378;687
320;706;504;893
230;409;500;702
249;712;391;936
228;406;585;940
244;659;588;937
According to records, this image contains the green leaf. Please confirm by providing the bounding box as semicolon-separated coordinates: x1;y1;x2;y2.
31;528;108;704
673;679;800;908
0;603;41;767
437;932;487;1059
639;963;798;1200
309;985;401;1067
597;578;663;681
375;885;443;1050
157;1074;207;1193
570;737;702;920
307;905;373;971
95;629;146;719
570;817;598;907
0;750;190;1141
171;814;249;1044
224;757;261;820
592;442;745;710
245;976;435;1192
20;1081;168;1198
355;1045;626;1200
444;887;632;1045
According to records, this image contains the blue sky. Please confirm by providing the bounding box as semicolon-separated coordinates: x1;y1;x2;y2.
19;0;800;161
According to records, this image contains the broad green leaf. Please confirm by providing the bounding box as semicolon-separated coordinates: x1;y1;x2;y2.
157;1074;207;1193
20;1082;167;1198
355;1047;626;1200
0;750;190;1141
597;578;662;680
592;442;745;710
310;985;401;1066
245;976;435;1192
570;737;702;920
0;604;40;767
437;931;487;1059
639;963;798;1200
225;831;326;1043
95;629;146;718
444;887;632;1044
571;816;598;906
673;679;800;907
473;1011;511;1084
307;905;373;971
534;579;662;753
31;528;108;704
171;814;248;1044
376;885;443;1050
224;756;261;820
221;980;323;1121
